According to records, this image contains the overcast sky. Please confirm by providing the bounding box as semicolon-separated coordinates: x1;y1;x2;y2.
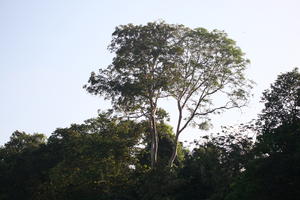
1;0;300;145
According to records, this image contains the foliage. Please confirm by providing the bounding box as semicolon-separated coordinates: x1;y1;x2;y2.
167;27;253;167
85;21;253;168
176;127;254;200
85;21;184;167
226;121;300;200
36;113;144;200
0;131;48;200
259;68;300;132
256;68;300;155
2;131;46;154
2;22;299;200
0;113;185;200
226;68;300;200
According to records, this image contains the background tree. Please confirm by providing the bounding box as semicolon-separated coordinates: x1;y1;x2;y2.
257;68;300;154
226;122;300;200
37;113;144;200
226;68;300;200
0;131;48;200
176;127;254;200
2;131;46;155
0;114;147;200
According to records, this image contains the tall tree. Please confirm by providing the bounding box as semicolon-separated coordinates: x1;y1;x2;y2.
85;21;253;168
167;28;253;166
85;21;182;168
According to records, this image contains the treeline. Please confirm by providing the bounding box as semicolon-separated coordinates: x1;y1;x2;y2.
1;68;300;200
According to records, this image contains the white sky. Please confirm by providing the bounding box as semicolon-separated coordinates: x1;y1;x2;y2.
1;0;300;145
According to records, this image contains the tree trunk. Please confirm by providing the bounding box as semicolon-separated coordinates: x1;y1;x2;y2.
150;108;158;168
168;134;179;167
169;100;182;168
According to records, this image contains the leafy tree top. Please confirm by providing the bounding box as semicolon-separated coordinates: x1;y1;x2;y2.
259;67;300;131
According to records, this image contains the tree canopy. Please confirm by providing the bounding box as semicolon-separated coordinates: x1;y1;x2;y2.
85;21;253;168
